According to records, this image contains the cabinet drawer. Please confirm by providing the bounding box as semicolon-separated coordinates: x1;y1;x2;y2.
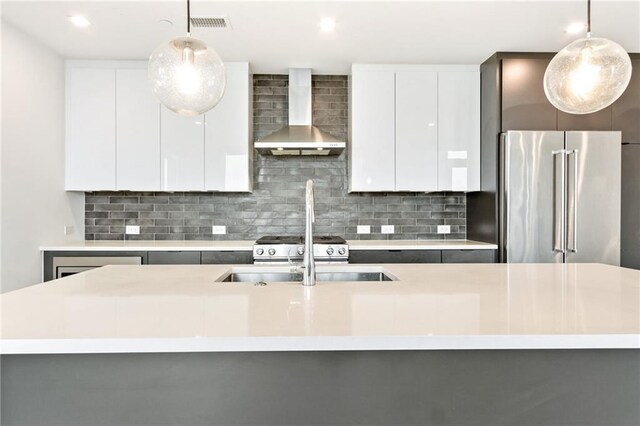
201;251;253;265
147;251;201;265
349;250;442;264
441;250;496;263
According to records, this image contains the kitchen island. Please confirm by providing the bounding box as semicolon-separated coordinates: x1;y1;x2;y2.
2;263;639;425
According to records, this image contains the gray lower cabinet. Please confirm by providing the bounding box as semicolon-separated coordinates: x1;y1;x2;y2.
201;251;253;264
147;251;201;265
441;249;496;263
350;250;442;264
350;249;496;264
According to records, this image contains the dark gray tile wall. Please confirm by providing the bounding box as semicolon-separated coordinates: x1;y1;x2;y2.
85;74;466;241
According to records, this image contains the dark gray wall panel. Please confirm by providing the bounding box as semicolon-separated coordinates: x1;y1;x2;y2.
2;350;639;426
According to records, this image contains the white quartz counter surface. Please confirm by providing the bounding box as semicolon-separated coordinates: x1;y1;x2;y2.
2;263;638;354
40;239;497;251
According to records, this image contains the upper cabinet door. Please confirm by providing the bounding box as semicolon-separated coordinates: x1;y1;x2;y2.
205;63;252;192
395;71;438;191
501;58;558;131
66;66;116;190
116;68;161;191
612;58;640;144
160;108;205;191
438;71;480;191
349;70;396;192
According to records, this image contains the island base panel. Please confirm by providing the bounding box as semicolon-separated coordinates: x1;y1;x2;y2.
2;350;638;425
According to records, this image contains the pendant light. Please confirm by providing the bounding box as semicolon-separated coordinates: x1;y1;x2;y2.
544;0;632;115
148;0;226;116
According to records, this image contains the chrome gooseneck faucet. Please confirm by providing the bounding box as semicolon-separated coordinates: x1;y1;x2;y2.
302;179;316;286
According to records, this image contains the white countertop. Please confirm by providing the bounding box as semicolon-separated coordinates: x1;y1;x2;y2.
2;263;638;354
40;239;497;252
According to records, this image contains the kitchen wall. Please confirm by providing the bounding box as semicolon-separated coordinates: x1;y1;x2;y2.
85;74;466;241
1;21;84;292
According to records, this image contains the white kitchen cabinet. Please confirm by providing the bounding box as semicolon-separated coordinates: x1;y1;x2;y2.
65;64;116;190
205;63;252;192
395;71;438;191
349;69;396;192
66;60;251;192
437;71;480;192
349;64;480;193
116;67;161;191
160;108;205;191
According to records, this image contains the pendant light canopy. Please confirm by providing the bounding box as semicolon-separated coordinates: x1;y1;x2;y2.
148;0;226;116
544;0;632;115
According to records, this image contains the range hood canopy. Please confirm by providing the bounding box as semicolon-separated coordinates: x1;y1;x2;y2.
254;68;346;156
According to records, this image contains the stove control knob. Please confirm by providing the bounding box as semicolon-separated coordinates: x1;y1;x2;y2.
337;247;346;255
326;247;334;255
268;248;276;256
256;248;264;255
297;247;305;255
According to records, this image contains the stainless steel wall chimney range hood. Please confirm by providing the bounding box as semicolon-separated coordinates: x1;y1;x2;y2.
254;68;346;156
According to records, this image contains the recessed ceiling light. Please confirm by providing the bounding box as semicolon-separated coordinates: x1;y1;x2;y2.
565;22;586;34
68;15;91;28
319;18;336;32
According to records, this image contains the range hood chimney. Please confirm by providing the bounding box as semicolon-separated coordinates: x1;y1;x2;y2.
254;68;346;156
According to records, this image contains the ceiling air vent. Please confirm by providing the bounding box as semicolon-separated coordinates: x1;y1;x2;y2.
190;16;231;29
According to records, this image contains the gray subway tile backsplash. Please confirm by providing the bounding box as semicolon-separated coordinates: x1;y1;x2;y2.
85;74;466;241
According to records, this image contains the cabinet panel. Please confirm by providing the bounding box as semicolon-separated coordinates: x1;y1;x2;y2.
612;59;640;144
201;251;253;264
116;68;161;190
395;71;438;191
501;58;557;131
66;67;116;190
205;63;252;192
557;107;612;131
438;71;481;191
349;250;441;264
160;108;205;191
441;250;496;263
147;251;201;265
349;70;396;192
621;144;640;270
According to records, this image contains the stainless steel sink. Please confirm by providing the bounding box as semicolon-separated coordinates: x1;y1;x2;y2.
216;267;397;283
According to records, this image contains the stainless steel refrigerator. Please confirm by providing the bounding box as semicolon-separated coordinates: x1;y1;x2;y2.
500;131;621;265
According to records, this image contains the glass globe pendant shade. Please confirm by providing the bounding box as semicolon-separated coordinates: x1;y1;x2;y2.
148;36;226;116
544;36;632;114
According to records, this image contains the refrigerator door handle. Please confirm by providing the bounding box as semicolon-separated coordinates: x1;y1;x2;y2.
567;149;579;253
500;133;509;262
552;150;566;253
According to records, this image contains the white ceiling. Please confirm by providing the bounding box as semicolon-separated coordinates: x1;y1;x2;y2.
2;0;639;74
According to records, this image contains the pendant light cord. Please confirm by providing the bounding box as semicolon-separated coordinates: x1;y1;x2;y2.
587;0;591;35
187;0;191;36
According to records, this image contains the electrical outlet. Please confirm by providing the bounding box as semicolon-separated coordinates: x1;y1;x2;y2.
381;225;395;234
357;225;371;234
63;226;74;236
125;225;140;235
437;225;451;234
212;225;226;235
